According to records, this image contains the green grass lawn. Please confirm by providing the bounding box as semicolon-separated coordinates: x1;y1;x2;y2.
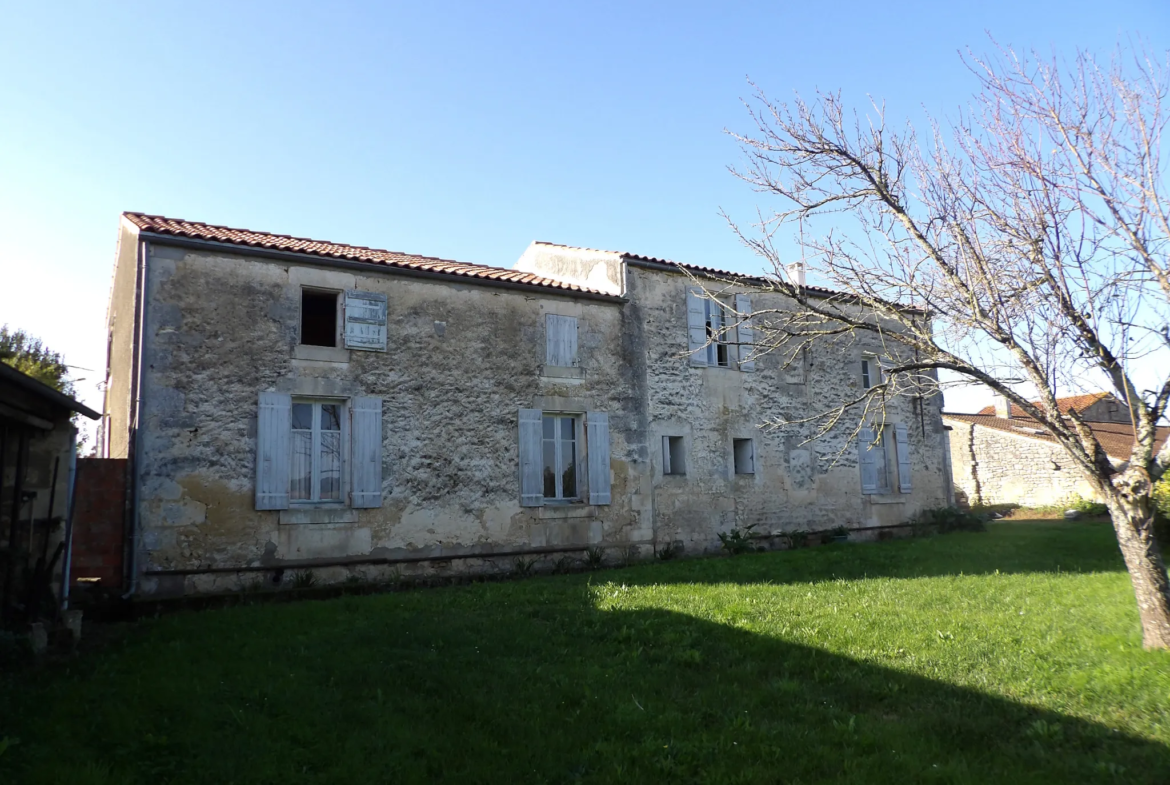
2;521;1169;784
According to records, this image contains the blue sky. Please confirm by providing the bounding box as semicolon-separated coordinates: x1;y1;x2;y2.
1;0;1166;426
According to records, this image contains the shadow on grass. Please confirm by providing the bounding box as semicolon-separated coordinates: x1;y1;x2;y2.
610;521;1129;590
2;568;1166;784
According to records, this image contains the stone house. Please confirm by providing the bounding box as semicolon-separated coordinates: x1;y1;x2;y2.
944;394;1170;508
102;213;952;596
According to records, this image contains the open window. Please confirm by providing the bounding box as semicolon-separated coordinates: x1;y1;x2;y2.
663;436;686;476
733;438;755;475
301;289;339;347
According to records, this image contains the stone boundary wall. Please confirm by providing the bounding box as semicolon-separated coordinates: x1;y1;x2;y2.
946;419;1099;508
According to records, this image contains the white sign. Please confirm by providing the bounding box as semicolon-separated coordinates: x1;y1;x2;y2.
344;291;388;351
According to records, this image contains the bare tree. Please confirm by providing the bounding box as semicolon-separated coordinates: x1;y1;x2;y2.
725;42;1170;649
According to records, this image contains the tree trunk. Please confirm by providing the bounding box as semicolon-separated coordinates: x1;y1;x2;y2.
1107;490;1170;650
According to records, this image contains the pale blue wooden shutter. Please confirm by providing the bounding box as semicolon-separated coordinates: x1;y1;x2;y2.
661;435;671;475
545;315;578;367
519;409;544;507
256;391;291;510
735;293;755;372
895;422;912;493
857;427;878;494
686;287;708;366
344;291;388;351
587;411;611;505
350;396;383;508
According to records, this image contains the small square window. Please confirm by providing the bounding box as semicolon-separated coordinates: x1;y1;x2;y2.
301;289;339;347
733;438;755;475
663;436;686;475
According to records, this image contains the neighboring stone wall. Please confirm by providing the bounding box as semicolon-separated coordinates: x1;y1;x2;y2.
629;264;951;547
103;221;140;459
945;419;1099;508
128;243;648;596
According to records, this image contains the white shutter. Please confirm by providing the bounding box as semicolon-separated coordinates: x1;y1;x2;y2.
735;294;755;372
895;422;912;493
519;409;544;507
350;397;384;508
344;291;388;351
256;391;291;510
662;435;671;475
857;427;878;494
587;411;611;505
545;314;578;367
686;287;708;366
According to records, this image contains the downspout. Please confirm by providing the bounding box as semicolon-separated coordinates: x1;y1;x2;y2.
123;239;149;599
60;427;78;609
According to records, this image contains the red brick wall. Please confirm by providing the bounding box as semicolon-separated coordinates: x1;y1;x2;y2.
70;458;127;588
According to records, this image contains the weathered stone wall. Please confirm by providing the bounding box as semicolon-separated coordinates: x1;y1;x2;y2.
945;418;1100;508
629;265;951;549
130;243;647;595
104;222;140;459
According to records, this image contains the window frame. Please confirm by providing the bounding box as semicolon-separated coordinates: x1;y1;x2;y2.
733;438;756;475
705;299;731;367
289;397;349;506
299;287;341;348
662;435;686;476
861;427;896;494
541;412;583;503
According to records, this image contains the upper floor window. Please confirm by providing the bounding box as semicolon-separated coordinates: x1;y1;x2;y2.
301;289;339;347
546;314;578;367
686;288;754;370
705;300;731;367
861;356;882;389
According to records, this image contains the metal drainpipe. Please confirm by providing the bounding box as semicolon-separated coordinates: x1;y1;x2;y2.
123;240;149;599
59;427;79;610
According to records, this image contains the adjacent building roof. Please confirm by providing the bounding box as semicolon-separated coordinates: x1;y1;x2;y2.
529;241;846;299
975;392;1113;418
943;412;1169;461
124;213;620;299
0;362;100;422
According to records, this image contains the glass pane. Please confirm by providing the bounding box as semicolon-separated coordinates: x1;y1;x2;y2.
561;440;576;498
543;415;555;439
872;439;888;489
319;431;342;500
291;403;314;430
560;416;574;441
543;439;557;498
320;404;341;431
291;431;313;500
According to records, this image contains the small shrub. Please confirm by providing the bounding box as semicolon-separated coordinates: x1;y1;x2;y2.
785;530;809;549
908;506;987;536
1065;495;1108;517
656;542;682;561
619;545;640;567
291;570;316;589
552;555;577;574
585;546;605;570
717;524;758;556
512;557;537;578
827;525;849;540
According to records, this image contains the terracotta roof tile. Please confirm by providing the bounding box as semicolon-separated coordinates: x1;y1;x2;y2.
124;213;619;299
943;412;1169;461
975;392;1111;418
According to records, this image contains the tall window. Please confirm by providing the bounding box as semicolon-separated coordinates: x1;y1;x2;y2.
291;400;344;502
861;356;882;389
542;414;579;500
705;300;730;367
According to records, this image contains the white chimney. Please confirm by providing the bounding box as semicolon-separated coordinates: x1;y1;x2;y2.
994;394;1012;420
786;262;806;287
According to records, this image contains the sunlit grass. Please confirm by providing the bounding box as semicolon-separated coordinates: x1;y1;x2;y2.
2;521;1167;784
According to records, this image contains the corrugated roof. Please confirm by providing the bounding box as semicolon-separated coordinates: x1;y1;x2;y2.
530;241;918;307
124;214;619;298
976;392;1112;418
943;412;1168;461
